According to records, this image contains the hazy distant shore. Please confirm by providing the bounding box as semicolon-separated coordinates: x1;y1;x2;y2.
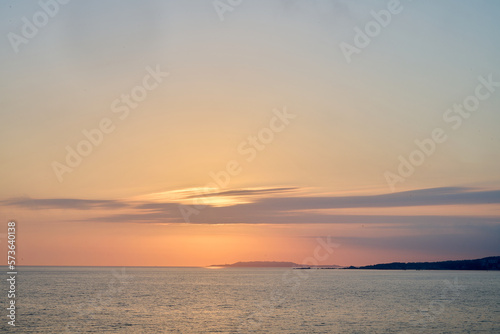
208;261;341;268
209;257;500;270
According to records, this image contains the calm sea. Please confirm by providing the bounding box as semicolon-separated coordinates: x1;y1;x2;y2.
1;267;499;333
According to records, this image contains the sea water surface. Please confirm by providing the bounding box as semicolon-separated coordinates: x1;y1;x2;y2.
2;267;499;333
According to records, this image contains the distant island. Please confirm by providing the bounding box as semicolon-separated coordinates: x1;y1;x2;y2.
209;257;500;270
209;261;341;268
345;256;500;270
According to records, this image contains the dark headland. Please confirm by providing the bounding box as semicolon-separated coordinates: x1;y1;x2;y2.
209;261;341;268
345;256;500;270
209;256;500;270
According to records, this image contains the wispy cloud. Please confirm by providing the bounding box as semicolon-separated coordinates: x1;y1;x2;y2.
244;187;500;211
184;187;298;199
0;197;129;210
2;187;499;225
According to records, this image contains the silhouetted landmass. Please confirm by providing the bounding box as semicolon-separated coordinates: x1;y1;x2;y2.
210;257;500;270
211;261;301;268
345;256;500;270
210;261;341;268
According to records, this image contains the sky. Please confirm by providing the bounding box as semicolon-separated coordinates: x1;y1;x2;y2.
1;0;499;267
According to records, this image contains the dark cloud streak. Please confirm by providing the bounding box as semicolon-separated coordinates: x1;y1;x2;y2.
2;187;500;225
1;197;129;210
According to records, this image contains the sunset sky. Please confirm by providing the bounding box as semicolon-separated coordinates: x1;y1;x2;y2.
1;0;499;266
